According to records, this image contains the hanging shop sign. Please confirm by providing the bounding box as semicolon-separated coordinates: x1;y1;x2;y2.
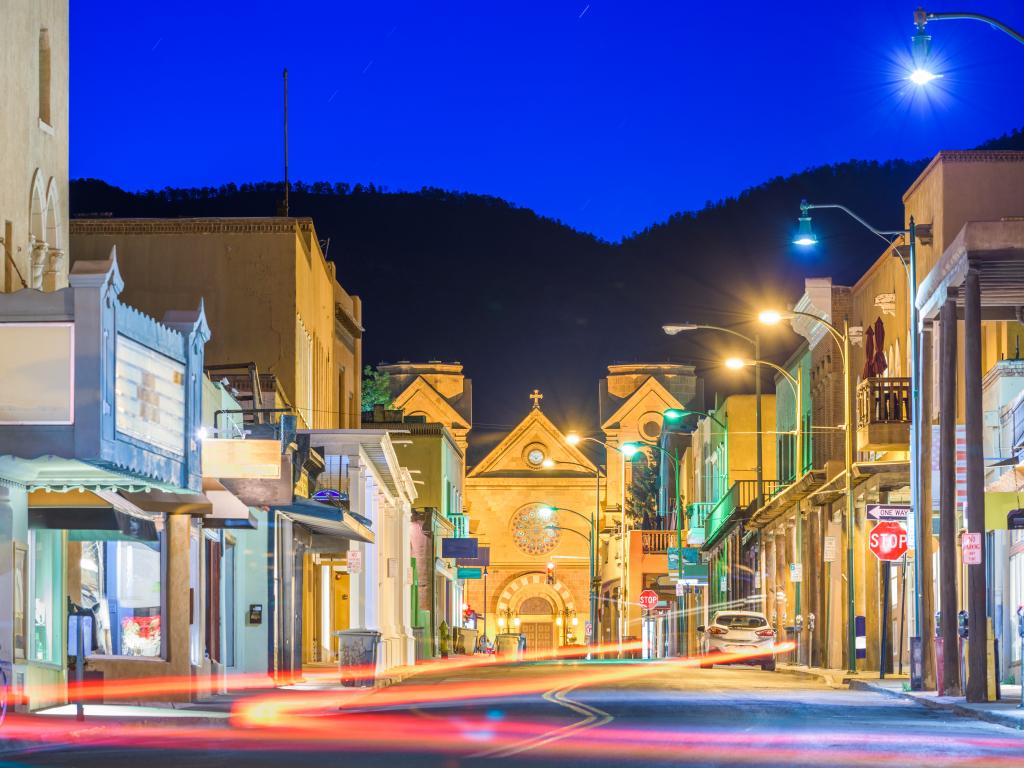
667;546;701;571
457;567;482;579
441;537;479;559
457;546;490;567
202;438;282;479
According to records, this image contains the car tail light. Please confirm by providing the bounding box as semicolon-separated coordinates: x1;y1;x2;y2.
707;626;728;635
755;628;776;638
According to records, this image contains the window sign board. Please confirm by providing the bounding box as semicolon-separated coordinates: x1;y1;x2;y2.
347;550;362;574
115;335;186;455
0;323;74;424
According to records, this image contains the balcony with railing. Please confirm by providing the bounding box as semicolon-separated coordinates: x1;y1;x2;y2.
640;529;674;554
703;479;784;548
856;376;911;452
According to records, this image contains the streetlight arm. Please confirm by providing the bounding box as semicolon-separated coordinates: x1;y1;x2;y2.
675;409;728;431
787;309;847;359
544;525;592;544
802;202;905;243
545;506;595;529
920;9;1024;46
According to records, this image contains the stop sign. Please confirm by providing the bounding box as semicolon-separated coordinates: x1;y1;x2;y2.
869;521;908;561
638;589;659;611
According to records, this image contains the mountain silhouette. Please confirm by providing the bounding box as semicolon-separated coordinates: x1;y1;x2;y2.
70;127;1024;462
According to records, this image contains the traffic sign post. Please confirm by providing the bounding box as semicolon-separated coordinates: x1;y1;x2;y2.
638;589;659;612
869;521;908;561
962;532;982;565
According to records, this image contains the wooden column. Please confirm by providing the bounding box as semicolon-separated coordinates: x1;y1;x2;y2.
963;267;988;703
918;321;937;689
939;295;960;695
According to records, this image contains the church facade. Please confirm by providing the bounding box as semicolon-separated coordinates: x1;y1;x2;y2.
463;363;699;651
463;399;601;651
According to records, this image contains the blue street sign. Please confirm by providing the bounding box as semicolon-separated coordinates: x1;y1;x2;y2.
457;567;483;579
667;546;701;571
441;537;478;559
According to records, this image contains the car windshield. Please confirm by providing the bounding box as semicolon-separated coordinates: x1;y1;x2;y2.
714;614;768;629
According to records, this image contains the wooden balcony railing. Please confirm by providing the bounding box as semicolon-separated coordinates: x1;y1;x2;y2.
857;377;911;428
641;530;674;553
856;376;911;451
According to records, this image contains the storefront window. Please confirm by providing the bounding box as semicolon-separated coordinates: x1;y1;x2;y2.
78;534;164;657
29;529;61;664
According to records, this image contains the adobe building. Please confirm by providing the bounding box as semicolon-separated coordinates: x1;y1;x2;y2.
1;0;69;294
70;217;363;430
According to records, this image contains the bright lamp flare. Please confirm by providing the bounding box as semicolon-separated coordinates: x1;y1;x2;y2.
724;358;746;370
663;408;685;421
538;506;555;519
758;310;783;325
621;442;640;458
541;458;555;468
909;67;940;86
565;433;581;445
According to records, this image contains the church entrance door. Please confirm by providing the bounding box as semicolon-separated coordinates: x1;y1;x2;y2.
521;622;554;653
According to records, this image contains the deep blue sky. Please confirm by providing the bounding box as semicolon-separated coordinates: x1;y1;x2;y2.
71;1;1024;240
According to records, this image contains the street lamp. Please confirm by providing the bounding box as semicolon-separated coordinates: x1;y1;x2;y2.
724;357;803;629
759;306;857;672
662;323;763;510
563;433;641;653
910;6;1024;85
539;461;602;654
544;523;594;646
792;199;932;672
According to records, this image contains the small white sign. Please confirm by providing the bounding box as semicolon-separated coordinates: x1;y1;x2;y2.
823;536;837;563
720;576;727;592
790;563;803;583
962;532;983;565
347;550;363;574
675;580;686;596
584;621;593;638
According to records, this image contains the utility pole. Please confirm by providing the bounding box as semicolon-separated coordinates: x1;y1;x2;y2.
283;67;290;217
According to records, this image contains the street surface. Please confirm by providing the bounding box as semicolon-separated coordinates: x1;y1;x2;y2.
5;661;1023;767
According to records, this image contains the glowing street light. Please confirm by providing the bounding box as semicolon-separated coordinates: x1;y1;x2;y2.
620;441;640;458
758;310;785;326
909;6;1024;86
724;357;746;370
793;211;817;246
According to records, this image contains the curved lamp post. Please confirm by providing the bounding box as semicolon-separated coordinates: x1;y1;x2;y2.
564;434;640;654
759;307;858;673
791;200;932;674
910;6;1024;85
539;460;602;654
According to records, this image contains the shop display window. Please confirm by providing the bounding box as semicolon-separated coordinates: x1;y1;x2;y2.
29;530;61;665
78;534;165;658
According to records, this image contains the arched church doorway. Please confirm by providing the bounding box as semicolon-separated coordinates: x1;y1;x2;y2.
517;595;555;653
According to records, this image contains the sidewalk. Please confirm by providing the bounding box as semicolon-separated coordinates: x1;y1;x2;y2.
776;662;1024;731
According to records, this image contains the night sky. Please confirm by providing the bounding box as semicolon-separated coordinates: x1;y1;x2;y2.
72;1;1024;241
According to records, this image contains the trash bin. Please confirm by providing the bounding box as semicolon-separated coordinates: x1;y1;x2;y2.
495;632;522;659
334;629;381;687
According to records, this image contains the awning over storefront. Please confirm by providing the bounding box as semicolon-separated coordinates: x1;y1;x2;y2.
122;488;211;515
274;499;375;544
201;478;257;529
28;489;160;541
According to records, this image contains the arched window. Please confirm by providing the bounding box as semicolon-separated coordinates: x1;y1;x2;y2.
39;29;51;126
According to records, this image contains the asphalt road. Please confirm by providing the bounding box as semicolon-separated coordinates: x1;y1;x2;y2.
6;661;1024;767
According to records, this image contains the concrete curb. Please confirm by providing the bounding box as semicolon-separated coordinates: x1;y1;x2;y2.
849;679;1024;732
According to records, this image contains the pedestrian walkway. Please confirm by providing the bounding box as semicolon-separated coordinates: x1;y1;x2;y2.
776;662;1024;731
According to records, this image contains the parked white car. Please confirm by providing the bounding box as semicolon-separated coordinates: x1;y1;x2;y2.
697;610;777;671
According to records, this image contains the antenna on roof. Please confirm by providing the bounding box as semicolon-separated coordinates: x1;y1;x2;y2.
281;67;290;217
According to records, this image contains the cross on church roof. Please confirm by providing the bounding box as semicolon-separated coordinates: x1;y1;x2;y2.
529;389;543;409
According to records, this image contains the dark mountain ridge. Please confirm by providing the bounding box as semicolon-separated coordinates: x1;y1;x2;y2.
70;128;1024;456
